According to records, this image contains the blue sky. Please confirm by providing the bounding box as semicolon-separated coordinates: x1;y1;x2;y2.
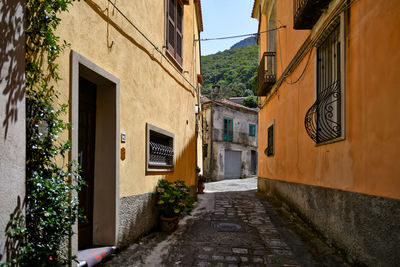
200;0;258;56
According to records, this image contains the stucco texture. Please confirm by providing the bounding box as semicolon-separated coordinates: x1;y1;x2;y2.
56;0;202;196
257;0;400;200
0;0;25;261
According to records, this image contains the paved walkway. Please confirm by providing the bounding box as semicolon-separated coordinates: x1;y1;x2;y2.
101;178;347;266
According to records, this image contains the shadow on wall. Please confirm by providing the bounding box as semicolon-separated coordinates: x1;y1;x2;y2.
166;134;197;189
1;196;25;262
0;0;25;139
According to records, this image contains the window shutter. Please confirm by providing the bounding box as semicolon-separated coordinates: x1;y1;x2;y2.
267;124;274;156
229;119;233;141
166;0;183;65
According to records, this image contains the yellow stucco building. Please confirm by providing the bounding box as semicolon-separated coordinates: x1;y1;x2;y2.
54;0;203;254
253;0;400;265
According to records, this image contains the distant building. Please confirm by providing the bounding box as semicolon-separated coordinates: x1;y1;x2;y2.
228;97;245;105
202;98;258;180
252;0;400;265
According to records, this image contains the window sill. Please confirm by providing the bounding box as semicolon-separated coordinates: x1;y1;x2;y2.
315;136;345;147
165;49;183;72
146;166;174;174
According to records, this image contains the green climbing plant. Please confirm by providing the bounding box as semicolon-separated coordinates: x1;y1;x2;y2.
2;0;83;266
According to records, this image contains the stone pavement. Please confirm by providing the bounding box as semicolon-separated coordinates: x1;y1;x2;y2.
100;178;348;266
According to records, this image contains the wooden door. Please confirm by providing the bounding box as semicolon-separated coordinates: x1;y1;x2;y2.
78;77;97;250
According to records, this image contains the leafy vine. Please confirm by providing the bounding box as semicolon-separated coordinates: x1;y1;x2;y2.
3;0;83;266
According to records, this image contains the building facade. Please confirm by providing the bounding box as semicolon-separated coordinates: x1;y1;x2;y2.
202;98;258;181
54;0;203;256
252;0;400;265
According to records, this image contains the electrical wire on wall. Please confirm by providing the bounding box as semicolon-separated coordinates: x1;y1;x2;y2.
196;25;286;42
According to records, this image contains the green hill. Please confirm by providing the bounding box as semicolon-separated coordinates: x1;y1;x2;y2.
201;43;258;98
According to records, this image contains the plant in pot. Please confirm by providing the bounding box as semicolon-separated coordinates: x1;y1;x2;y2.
197;174;207;194
155;179;194;232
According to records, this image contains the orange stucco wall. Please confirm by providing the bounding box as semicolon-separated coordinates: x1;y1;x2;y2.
258;0;400;199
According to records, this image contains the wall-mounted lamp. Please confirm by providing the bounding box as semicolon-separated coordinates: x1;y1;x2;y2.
195;104;199;114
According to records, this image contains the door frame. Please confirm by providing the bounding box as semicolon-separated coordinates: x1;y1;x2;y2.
71;51;120;255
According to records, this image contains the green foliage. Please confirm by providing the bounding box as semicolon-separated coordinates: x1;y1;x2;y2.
154;180;194;218
201;43;259;98
3;0;83;266
242;95;258;108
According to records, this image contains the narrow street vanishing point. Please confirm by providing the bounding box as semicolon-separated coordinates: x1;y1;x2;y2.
101;178;348;267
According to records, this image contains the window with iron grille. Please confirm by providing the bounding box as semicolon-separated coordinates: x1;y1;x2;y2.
166;0;183;66
223;117;233;142
305;18;345;144
249;124;256;137
146;124;174;172
266;124;274;157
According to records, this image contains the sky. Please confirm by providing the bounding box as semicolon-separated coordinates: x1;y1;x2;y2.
200;0;258;56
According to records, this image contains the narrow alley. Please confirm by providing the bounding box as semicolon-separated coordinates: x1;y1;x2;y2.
100;178;347;267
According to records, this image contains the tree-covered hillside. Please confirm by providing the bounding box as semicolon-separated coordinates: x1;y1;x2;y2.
201;43;258;98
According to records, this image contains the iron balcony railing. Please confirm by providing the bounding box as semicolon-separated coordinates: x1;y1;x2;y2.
257;52;276;96
293;0;332;29
304;80;342;143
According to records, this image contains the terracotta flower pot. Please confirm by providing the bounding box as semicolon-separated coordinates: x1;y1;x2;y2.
160;215;179;232
198;181;204;194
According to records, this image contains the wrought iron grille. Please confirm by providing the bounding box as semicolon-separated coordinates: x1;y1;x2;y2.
149;141;174;166
304;81;341;143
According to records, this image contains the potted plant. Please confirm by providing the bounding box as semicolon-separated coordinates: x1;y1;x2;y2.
154;179;194;232
197;174;207;194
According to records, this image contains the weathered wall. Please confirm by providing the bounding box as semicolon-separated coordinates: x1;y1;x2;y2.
211;142;257;181
212;104;258;147
258;178;400;266
202;102;258;181
255;0;400;265
117;193;158;247
56;0;202;251
202;103;213;179
0;0;25;262
257;0;400;200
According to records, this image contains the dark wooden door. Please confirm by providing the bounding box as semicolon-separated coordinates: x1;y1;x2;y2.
78;77;97;250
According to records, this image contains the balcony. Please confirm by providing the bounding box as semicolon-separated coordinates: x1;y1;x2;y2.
293;0;331;29
257;52;276;96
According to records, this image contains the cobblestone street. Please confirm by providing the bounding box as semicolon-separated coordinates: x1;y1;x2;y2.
101;178;348;266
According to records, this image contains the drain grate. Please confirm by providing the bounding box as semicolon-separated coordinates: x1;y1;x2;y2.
211;221;245;232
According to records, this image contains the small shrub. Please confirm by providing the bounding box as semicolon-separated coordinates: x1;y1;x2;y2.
154;180;194;218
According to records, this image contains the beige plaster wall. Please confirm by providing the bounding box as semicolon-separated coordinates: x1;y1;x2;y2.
56;0;202;197
257;0;400;199
0;0;25;261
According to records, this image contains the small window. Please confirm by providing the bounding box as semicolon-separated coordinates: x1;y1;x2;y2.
249;124;256;137
266;124;274;157
146;123;174;172
166;0;183;65
223;117;233;142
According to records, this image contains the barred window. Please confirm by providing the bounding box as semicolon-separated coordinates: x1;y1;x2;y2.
305;19;345;144
146;124;174;172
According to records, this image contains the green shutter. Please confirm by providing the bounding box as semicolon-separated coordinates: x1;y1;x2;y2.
249;124;256;136
223;117;233;142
